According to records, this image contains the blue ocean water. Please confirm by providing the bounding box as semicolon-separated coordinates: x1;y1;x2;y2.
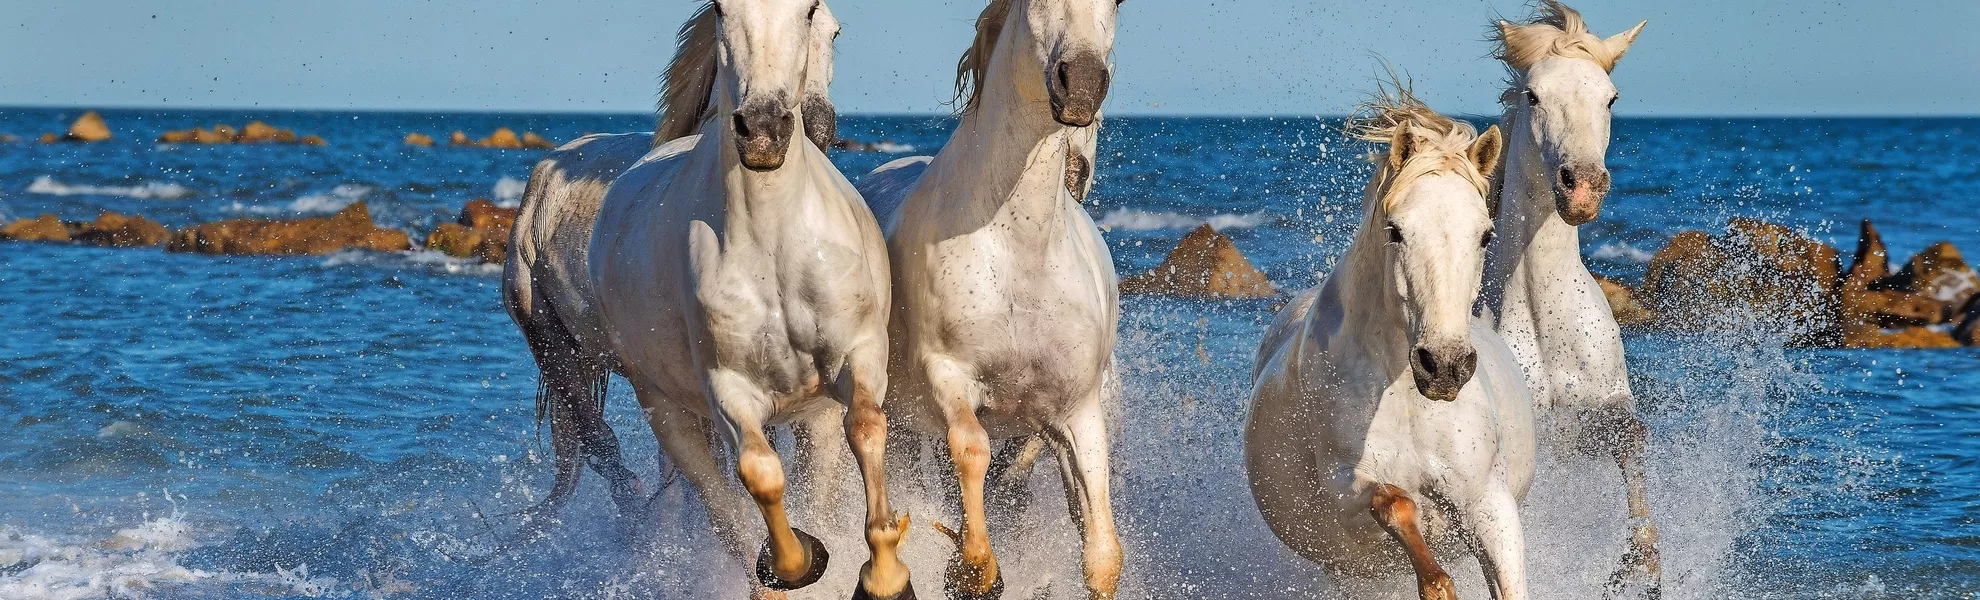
0;108;1974;599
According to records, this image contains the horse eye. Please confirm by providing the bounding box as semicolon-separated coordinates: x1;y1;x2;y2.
1523;89;1540;106
807;1;819;20
1387;224;1404;245
1480;230;1495;248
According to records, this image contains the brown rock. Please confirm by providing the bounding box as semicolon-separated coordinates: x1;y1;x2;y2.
404;132;435;147
457;198;516;231
424;199;516;262
193;126;233;145
1881;241;1980;316
1839;220;1942;329
73;212;171;247
167;202;411;256
65;111;111;142
299;135;327;146
480;128;523;149
38;133;59;144
424;222;484;258
237;121;298;144
1840;324;1960;349
1639;218;1839;344
158;129;200;144
520;132;556;150
449;131;473;146
1119;224;1276;298
1;214;77;242
1593;273;1655;327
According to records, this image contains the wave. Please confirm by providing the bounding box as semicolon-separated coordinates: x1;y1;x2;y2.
1591;242;1656;263
228;184;372;215
0;494;342;599
492;177;526;208
25;176;194;200
1096;207;1273;232
321;249;503;276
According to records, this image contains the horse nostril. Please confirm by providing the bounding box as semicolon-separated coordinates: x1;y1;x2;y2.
1416;348;1438;377
1057;62;1073;90
1559;167;1576;189
733;113;752;138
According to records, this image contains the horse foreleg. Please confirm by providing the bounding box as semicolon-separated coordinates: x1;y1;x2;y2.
927;357;1002;600
642;389;786;599
840;360;915;600
1370;484;1455;600
1466;484;1529;600
567;375;647;518
1590;406;1662;600
793;404;850;521
710;372;830;593
1043;394;1122;600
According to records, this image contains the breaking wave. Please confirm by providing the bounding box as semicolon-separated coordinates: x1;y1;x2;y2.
227;184;372;215
1096;208;1273;231
493;177;526;208
1591;242;1657;263
25;176;194;200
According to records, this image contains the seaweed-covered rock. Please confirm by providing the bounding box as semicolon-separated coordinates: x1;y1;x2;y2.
424;199;516;263
167;202;410;256
74;212;171;247
1119;224;1275;298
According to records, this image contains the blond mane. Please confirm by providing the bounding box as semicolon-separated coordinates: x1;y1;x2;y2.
952;0;1014;115
655;2;720;146
1348;84;1492;215
1493;1;1626;74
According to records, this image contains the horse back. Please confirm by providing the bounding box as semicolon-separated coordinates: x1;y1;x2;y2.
855;156;932;235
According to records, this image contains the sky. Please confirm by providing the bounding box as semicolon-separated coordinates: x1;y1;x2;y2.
5;1;1977;117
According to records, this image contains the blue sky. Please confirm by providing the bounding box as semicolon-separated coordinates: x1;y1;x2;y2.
7;1;1977;116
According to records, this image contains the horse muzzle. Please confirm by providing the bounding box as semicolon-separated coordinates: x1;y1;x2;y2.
1410;344;1477;402
1048;52;1110;128
732;101;797;171
1553;164;1611;226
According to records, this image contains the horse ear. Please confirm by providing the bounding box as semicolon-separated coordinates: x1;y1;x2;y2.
1495;20;1517;42
1469;125;1504;178
1387;124;1415;172
1604;20;1646;62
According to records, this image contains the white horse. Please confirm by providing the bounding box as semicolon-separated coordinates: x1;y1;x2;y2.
1247;90;1534;600
854;0;1120;598
1479;3;1657;594
584;1;911;598
500;2;845;544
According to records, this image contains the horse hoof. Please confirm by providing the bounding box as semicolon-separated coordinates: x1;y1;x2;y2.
850;576;918;600
942;570;1003;600
755;528;830;591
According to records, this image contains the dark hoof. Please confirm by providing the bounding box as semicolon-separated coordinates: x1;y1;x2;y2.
756;528;829;591
851;575;918;600
942;566;1003;600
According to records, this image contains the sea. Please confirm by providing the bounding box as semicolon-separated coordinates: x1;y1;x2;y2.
0;108;1974;599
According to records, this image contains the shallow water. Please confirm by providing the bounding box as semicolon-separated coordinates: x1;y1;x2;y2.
0;109;1976;598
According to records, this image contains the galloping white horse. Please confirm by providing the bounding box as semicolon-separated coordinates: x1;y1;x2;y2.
1247;90;1534;600
501;1;845;542
590;1;911;598
855;0;1121;598
1480;3;1657;594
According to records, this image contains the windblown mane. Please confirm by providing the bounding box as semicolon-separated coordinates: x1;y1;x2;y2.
655;2;720;146
1493;1;1626;75
1347;82;1491;215
952;0;1014;114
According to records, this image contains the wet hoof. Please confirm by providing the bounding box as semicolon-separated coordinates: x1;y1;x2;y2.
942;561;1004;600
850;575;918;600
756;528;829;591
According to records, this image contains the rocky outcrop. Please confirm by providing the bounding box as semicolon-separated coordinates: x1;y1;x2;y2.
167;202;410;256
1;215;80;242
73;212;171;247
1639;218;1840;344
404;133;435;147
41;111;112;143
157;121;326;145
1120;224;1276;298
520;132;556;149
449;128;557;149
1593;273;1655;327
1833;219;1980;348
423;199;516;263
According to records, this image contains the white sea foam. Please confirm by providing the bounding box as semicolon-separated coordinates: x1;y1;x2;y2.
0;494;344;599
25;176;194;200
1096;207;1273;232
1591;242;1656;263
493;176;527;208
321;249;503;276
228;184;372;215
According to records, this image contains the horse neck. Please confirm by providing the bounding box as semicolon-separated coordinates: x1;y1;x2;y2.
932;19;1079;229
1483;106;1586;313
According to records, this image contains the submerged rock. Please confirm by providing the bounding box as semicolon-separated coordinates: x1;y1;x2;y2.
73;212;171;247
1639;218;1839;344
404;132;435;147
1119;224;1276;298
520;132;556;150
1;215;80;242
424;199;516;263
167;202;410;256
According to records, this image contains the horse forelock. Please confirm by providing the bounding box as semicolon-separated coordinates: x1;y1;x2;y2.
953;0;1015;115
1493;0;1624;77
656;2;721;146
1348;84;1491;216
